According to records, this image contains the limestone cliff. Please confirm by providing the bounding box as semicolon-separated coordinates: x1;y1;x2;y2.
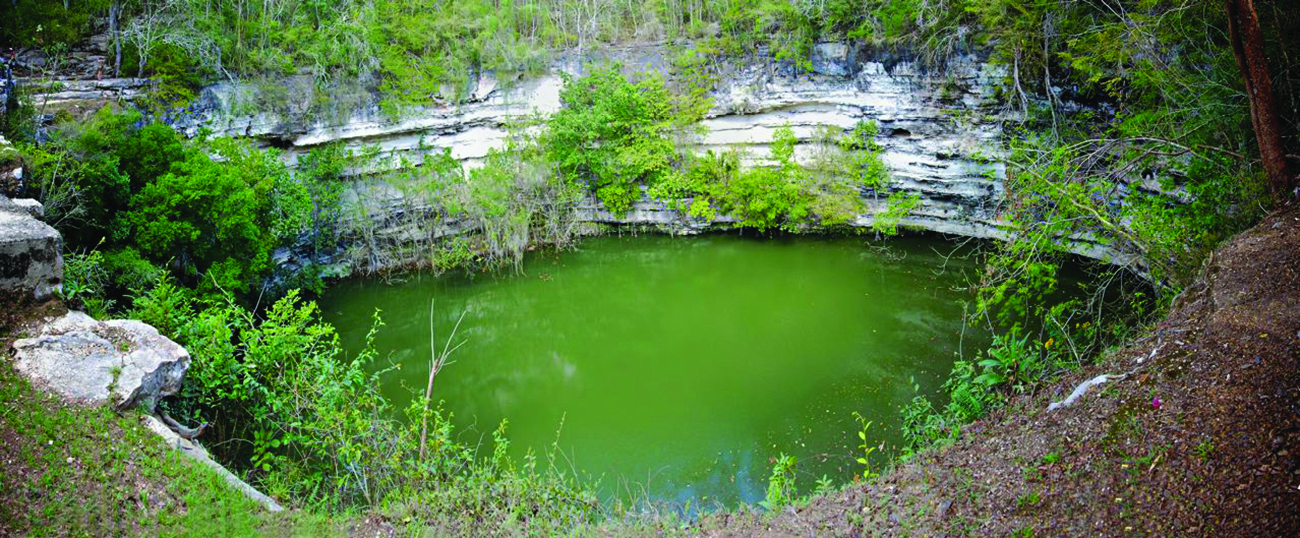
164;44;1034;271
16;43;1127;274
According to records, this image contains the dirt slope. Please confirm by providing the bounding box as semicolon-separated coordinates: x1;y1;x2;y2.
687;206;1300;537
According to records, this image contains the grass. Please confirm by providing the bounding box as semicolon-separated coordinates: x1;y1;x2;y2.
1192;439;1215;461
0;360;343;537
1040;450;1061;466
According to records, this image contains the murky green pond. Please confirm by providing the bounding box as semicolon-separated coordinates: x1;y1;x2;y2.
319;234;988;508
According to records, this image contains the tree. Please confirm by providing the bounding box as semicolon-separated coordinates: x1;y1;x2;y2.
1225;0;1295;202
543;64;681;215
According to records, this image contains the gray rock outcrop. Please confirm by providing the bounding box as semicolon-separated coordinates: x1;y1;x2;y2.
11;311;189;411
0;59;13;118
1;193;62;299
22;42;1125;273
15;77;152;111
168;44;1034;272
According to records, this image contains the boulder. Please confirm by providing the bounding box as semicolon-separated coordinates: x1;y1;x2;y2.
0;194;62;299
10;198;41;218
11;311;190;411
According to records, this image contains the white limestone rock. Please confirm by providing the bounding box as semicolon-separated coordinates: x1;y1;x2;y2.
12;311;190;411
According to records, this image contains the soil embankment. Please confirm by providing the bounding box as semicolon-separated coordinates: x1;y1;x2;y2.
691;205;1300;537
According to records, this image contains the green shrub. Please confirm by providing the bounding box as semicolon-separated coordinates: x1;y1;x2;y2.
128;275;194;338
761;453;799;510
143;289;599;529
120;137;311;299
101;248;165;297
871;191;920;236
60;246;112;318
544;64;685;216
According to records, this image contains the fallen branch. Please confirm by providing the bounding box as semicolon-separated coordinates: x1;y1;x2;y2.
158;412;208;440
1047;373;1128;411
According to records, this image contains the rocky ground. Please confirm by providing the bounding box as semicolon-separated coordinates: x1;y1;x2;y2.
678;205;1300;537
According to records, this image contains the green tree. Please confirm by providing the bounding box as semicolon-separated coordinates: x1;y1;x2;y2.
121;138;306;298
543;64;683;215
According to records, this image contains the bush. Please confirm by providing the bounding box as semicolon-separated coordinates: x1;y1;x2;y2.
121;137;311;299
60;247;112;319
761;453;799;510
543;64;685;215
139;288;599;530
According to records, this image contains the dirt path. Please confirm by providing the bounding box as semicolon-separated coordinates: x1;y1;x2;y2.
686;206;1300;537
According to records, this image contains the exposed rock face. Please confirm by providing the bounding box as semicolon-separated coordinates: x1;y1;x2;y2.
170;44;1029;273
16;77;152;111
11;311;190;411
0;59;13;118
0;194;62;299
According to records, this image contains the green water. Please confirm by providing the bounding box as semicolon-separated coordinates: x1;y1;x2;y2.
318;234;988;508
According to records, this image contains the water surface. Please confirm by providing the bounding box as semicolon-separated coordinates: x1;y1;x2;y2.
319;234;987;508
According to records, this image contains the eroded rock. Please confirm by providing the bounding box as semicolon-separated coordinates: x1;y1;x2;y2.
0;194;62;299
11;311;189;411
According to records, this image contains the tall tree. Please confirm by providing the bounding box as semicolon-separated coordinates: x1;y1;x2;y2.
1225;0;1295;202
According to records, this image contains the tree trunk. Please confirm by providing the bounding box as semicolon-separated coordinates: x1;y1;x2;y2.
110;2;121;77
1226;0;1294;202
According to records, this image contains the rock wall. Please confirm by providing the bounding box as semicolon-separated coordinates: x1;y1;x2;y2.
0;194;62;299
10;41;1135;274
168;43;1033;273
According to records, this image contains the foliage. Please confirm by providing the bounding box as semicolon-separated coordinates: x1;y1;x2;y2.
130;288;600;529
650;120;897;231
128;274;195;337
900;281;1151;459
17;107;341;304
544;64;687;215
905;0;1299;475
710;125;812;230
60;245;113;318
339;126;580;276
851;411;879;481
871;191;919;236
972;333;1037;391
295;144;352;257
121;137;295;297
761;453;798;510
465;137;579;270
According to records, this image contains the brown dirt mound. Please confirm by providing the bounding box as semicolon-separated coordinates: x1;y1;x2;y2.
687;206;1300;537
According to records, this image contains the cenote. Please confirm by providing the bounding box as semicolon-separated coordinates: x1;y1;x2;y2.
318;234;991;509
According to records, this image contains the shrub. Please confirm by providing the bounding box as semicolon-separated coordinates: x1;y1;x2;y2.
60;247;112;319
762;453;799;510
543;64;685;215
121;137;311;299
144;289;599;529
